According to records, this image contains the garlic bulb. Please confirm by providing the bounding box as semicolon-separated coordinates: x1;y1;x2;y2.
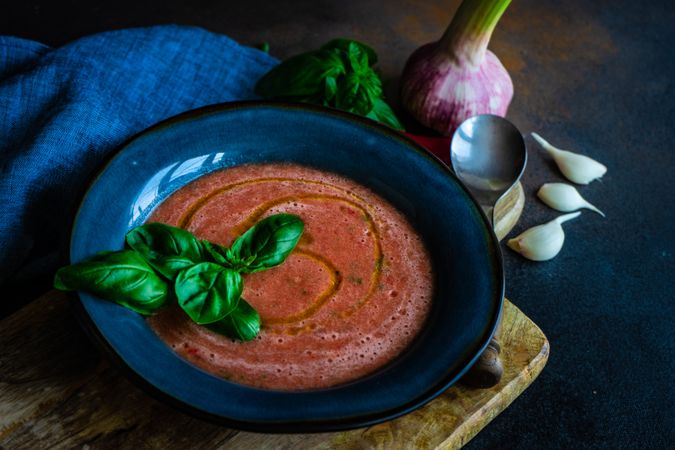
531;133;607;184
400;0;514;135
537;183;605;217
507;212;581;261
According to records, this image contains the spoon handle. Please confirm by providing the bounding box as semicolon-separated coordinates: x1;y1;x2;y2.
481;204;495;226
461;338;503;388
462;203;505;389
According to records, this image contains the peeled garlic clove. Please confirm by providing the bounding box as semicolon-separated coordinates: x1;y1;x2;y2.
507;212;581;261
537;183;605;217
532;132;607;184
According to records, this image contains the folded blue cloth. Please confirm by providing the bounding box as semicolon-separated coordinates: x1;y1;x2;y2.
0;25;277;291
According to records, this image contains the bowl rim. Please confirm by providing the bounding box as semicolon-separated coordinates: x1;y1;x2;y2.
67;100;505;433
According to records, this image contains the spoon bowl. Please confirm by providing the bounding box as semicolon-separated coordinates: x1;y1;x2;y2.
450;115;527;222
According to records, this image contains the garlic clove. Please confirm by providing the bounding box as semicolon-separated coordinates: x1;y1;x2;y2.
507;212;581;261
531;133;607;184
537;183;605;217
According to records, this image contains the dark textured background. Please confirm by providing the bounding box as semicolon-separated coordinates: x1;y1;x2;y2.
2;0;674;448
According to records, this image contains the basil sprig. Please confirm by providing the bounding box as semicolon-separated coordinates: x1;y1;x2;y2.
200;214;305;273
255;38;404;131
54;214;304;341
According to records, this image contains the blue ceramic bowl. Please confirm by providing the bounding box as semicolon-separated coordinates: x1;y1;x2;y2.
70;102;503;432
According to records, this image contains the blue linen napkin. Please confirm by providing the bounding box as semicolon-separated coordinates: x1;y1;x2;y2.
0;25;277;294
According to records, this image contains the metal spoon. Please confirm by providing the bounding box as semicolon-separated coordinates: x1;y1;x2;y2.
450;114;527;389
450;114;527;225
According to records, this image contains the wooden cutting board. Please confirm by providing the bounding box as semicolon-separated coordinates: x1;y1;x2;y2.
0;290;547;449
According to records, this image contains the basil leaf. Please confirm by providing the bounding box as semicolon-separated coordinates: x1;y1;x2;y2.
336;72;375;115
229;213;304;273
174;262;243;324
366;98;405;131
324;76;338;103
207;298;261;341
361;69;383;100
255;50;345;98
321;38;378;65
54;250;168;315
126;223;204;280
346;41;370;74
201;240;229;265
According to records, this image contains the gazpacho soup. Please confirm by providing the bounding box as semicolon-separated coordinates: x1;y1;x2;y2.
147;163;433;390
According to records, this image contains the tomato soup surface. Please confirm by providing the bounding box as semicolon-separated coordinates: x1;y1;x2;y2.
147;163;433;390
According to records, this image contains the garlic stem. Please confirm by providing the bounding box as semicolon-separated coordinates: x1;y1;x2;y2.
440;0;512;66
532;132;607;184
537;183;605;217
507;212;580;261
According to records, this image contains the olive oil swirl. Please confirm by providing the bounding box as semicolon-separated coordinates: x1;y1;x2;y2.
177;177;384;333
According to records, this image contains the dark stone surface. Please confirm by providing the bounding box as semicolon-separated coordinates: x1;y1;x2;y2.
2;0;674;448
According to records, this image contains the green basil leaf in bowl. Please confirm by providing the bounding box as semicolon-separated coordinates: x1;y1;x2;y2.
126;222;204;279
174;262;243;324
229;213;304;273
201;240;230;265
207;298;261;342
54;250;169;315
